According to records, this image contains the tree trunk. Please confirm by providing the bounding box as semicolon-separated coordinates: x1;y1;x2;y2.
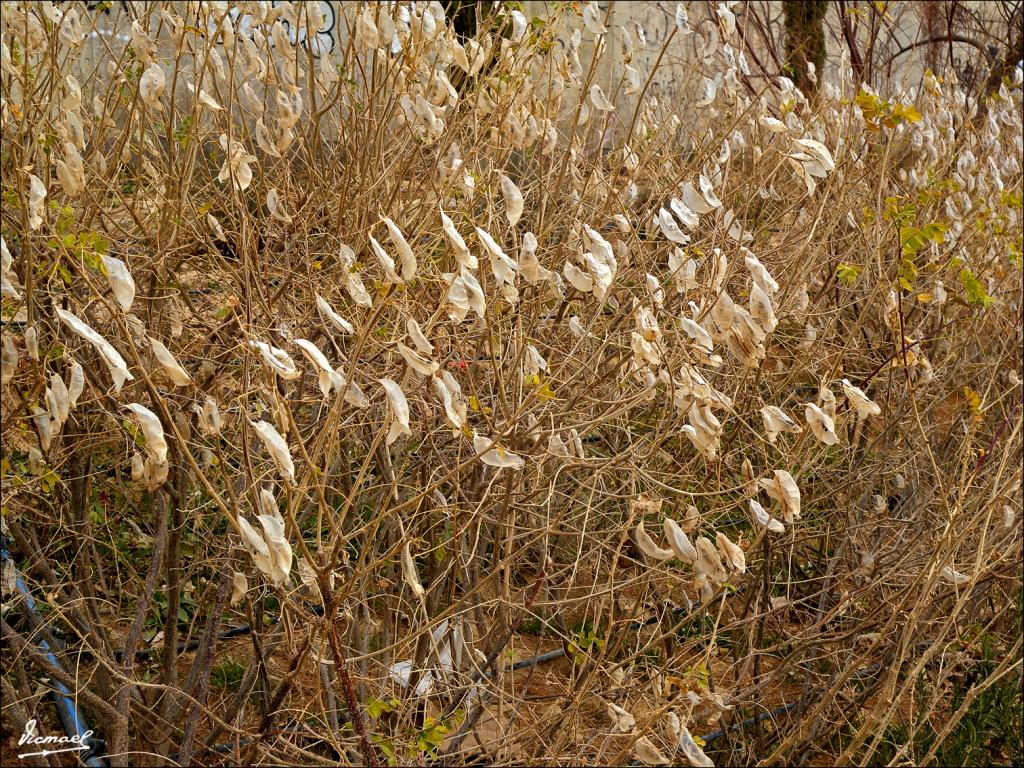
783;0;828;93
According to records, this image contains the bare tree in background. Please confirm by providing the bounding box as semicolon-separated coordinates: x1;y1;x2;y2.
783;0;828;92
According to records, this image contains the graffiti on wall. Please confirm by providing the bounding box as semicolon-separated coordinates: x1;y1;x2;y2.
72;1;338;57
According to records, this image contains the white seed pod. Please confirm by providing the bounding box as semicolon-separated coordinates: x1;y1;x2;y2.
149;337;191;386
682;505;700;533
564;260;594;293
440;208;476;268
189;82;223;111
695;535;727;583
397;341;439;376
406;318;433;355
402;540;425;597
251;420;295;482
940;565;970;586
473;432;525;469
24;326;39;362
66;359;84;406
761;405;802;444
447;266;486;322
139;62;165;108
749;282;777;333
431;374;464;433
663;517;698;562
56;308;134;392
380;378;411;445
31;406;53;452
841;378;882;418
315;294;354;335
27;174;47;230
369;235;403;284
634;735;669;765
124;403;168;463
758;470;801;523
238;516;275;580
606;701;635;732
257;513;292;586
498;172;524;227
805;402;840;445
49;373;70;424
193;397;221;437
716;532;745;574
589;84;615;111
635;520;674;561
101;255;135;311
750;499;785;533
248;340;301;380
676;720;714;767
294;338;343;397
266;188;292;222
55;143;84;197
381;216;417;282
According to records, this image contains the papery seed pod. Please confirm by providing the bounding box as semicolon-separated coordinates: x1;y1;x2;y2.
266;188;292;222
741;457;756;494
759;470;801;523
407;318;433;355
381;217;417;281
634;735;669;765
590;84;615;111
635;520;674;561
761;405;802;444
841;378;882;418
27;173;47;230
805;402;840;445
750;499;784;533
238;516;275;580
606;701;635;732
402;540;425;597
717;532;745;574
251;420;295;482
941;565;970;586
695;536;727;583
248;340;301;380
257;514;292;586
397;341;439;376
380;379;411;445
139;62;165;108
49;373;70;424
131;452;145;482
31;406;53;452
682;505;700;533
150;338;192;386
447;266;486;322
582;1;607;34
663;518;697;562
676;720;714;767
440;209;475;269
315;294;354;335
431;375;465;433
369;235;403;284
295;338;343;397
473;432;525;469
125;403;168;463
497;172;524;227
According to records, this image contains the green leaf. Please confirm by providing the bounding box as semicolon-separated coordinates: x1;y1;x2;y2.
837;262;860;285
958;268;993;308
